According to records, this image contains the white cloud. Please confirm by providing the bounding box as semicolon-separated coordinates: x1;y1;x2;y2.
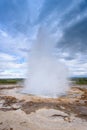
66;59;87;77
0;52;27;78
0;29;30;58
0;70;25;79
0;27;39;78
0;52;17;61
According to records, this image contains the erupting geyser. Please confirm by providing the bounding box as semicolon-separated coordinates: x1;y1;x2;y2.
24;28;69;98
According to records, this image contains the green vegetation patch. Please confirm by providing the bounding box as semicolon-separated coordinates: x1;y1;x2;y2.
0;79;23;84
71;77;87;85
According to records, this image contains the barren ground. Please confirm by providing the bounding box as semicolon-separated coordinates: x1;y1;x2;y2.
0;84;87;130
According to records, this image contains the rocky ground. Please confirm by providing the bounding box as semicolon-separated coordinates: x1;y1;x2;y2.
0;84;87;130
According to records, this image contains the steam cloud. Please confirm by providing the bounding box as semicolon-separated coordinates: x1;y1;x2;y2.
24;28;69;98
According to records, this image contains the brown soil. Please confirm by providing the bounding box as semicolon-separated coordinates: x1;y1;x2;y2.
0;86;87;121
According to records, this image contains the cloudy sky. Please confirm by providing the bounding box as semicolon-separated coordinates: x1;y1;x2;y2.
0;0;87;78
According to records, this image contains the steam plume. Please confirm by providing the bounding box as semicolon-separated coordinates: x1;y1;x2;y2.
24;28;69;97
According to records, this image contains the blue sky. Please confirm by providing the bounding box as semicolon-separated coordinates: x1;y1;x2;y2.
0;0;87;78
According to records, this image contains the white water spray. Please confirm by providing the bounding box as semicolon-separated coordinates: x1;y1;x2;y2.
24;28;69;97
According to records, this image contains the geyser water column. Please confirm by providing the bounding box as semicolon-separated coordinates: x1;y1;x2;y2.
24;28;69;97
